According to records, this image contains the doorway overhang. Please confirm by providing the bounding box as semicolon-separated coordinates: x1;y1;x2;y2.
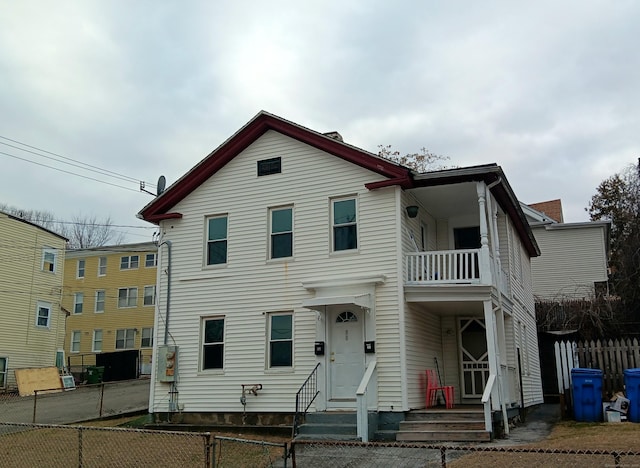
302;294;372;311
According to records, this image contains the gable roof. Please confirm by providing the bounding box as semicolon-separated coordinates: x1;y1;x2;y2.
138;111;412;223
1;210;68;241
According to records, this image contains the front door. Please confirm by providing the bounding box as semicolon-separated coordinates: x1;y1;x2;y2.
329;309;364;404
459;318;489;398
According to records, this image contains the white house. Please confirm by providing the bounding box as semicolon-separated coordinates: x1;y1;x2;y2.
138;111;543;441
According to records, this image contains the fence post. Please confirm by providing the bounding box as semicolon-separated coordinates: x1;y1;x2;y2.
440;446;447;467
78;426;83;468
99;383;105;418
283;442;288;468
32;390;38;424
204;433;212;468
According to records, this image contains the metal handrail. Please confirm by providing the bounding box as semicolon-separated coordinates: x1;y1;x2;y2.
292;363;321;437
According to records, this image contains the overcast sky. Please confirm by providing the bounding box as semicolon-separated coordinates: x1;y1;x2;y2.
1;1;638;243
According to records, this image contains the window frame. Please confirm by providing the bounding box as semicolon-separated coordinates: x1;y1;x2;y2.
141;327;153;348
117;287;138;308
77;259;85;278
145;253;157;268
201;317;225;371
73;292;84;314
92;330;103;352
42;247;57;273
0;356;8;389
98;256;107;276
120;255;139;270
143;285;156;306
269;206;293;260
95;290;105;313
267;312;293;369
205;215;229;266
331;196;358;252
36;301;52;328
257;157;282;176
115;328;136;350
70;331;81;353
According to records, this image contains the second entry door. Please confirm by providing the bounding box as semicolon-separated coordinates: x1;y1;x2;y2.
329;309;364;402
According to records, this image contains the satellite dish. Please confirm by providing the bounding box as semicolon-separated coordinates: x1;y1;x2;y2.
157;175;166;196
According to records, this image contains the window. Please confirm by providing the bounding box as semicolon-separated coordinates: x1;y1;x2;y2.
141;327;153;348
36;301;51;327
0;357;7;389
143;285;156;306
77;259;85;278
71;331;81;353
73;292;84;314
118;287;138;308
257;157;281;176
92;330;103;352
116;329;135;349
120;255;139;270
202;318;224;369
268;313;293;367
95;290;105;313
42;248;57;273
206;215;228;265
145;253;157;267
332;198;357;251
98;257;107;276
270;207;293;259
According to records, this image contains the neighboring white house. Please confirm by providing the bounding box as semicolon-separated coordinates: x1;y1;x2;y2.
138;111;543;440
522;200;610;301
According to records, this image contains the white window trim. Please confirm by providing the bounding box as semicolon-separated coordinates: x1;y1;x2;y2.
145;253;157;268
267;312;294;370
70;331;81;353
143;285;156;306
36;301;52;328
268;206;294;260
120;255;140;270
141;327;153;348
98;257;107;276
92;330;103;353
117;287;138;308
201;316;225;371
42;247;57;273
77;259;85;278
0;356;8;389
115;328;136;350
330;196;358;253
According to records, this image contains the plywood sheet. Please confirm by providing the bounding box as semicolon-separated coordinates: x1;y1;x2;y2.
14;367;63;396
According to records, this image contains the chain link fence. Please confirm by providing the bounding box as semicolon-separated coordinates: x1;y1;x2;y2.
0;422;212;467
213;436;289;467
0;379;149;424
291;440;640;467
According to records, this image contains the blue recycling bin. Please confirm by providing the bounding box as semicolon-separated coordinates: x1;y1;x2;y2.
571;368;603;422
624;368;640;422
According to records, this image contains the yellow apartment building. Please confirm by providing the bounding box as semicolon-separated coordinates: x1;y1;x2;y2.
0;211;67;391
62;242;157;380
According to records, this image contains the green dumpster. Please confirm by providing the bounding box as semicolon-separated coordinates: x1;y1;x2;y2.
86;366;105;384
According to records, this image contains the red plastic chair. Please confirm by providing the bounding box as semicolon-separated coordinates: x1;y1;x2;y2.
426;369;454;409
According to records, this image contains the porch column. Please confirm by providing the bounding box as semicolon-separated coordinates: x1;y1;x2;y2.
476;183;491;284
482;300;500;411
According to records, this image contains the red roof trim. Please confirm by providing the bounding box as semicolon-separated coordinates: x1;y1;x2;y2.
145;212;183;222
139;112;409;222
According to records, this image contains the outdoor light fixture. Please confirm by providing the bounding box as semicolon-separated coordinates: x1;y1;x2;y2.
406;205;419;218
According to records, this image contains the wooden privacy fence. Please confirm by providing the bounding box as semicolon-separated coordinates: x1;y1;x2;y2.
555;338;640;398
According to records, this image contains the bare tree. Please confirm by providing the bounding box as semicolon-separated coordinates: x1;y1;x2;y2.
378;145;451;172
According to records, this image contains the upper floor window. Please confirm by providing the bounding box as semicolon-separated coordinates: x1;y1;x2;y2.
73;292;84;314
120;255;139;270
42;248;58;273
202;317;224;370
143;285;156;306
92;330;103;352
116;328;135;349
36;301;52;328
206;215;228;266
95;290;105;313
270;207;293;259
77;259;85;278
98;257;107;276
118;287;138;308
268;313;293;368
145;253;157;267
332;197;357;251
257;157;281;176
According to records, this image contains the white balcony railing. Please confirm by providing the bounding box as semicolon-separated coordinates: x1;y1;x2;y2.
405;249;482;285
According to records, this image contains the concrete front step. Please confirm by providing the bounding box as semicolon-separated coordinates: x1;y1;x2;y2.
396;429;491;442
399;420;486;431
405;408;484;421
296;411;359;441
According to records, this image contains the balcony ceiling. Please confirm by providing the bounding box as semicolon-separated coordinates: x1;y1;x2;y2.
409;182;479;219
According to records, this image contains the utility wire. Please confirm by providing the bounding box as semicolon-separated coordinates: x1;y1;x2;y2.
0;135;156;187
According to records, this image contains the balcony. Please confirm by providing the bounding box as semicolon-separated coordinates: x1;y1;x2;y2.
405;249;482;285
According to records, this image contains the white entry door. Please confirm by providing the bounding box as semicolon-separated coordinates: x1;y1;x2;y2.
329;309;364;402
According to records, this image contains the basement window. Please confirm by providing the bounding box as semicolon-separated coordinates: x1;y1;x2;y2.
257;157;281;176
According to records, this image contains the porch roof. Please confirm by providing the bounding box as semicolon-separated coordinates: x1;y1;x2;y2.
302;294;372;311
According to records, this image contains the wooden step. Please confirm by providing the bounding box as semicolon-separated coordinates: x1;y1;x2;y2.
399;420;485;431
